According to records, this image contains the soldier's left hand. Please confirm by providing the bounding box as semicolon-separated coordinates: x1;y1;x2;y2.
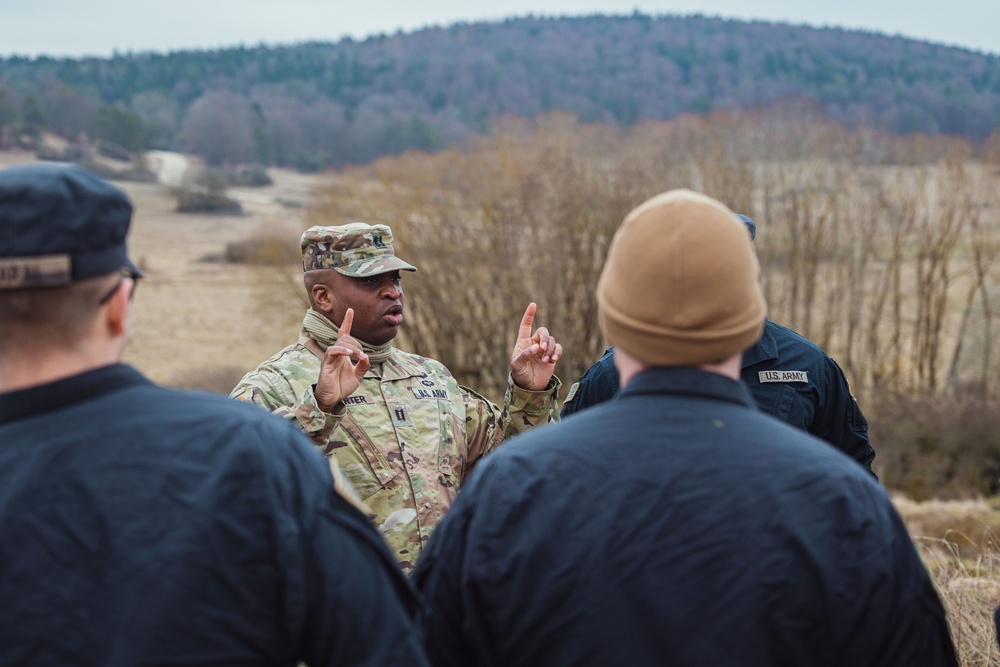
510;302;562;391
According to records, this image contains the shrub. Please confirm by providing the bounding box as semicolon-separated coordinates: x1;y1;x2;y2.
872;392;1000;498
172;167;242;214
35;143;91;162
224;164;273;187
224;232;299;265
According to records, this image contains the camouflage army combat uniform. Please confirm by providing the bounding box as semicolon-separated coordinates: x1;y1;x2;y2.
232;325;557;571
232;223;560;571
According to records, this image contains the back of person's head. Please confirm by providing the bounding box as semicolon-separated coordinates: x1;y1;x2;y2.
0;163;142;349
597;189;766;367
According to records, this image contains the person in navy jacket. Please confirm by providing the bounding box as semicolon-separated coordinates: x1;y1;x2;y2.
414;189;956;667
562;213;875;476
0;163;430;667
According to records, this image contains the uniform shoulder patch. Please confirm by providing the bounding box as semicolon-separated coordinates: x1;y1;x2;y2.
564;382;580;403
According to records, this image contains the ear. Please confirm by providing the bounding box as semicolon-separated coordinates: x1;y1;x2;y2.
104;280;132;337
311;282;333;313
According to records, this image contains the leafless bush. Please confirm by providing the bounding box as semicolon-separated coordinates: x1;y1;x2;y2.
872;392;1000;498
172;166;242;213
224;233;299;265
311;115;675;397
300;111;1000;408
228;220;310;325
223;164;273;187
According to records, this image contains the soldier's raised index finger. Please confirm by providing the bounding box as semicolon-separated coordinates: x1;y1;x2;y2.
518;302;537;338
338;308;355;337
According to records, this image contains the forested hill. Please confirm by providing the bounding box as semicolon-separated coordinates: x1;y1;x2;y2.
1;13;999;169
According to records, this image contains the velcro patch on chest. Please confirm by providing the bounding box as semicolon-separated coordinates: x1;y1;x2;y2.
758;370;810;384
388;403;412;427
410;387;449;400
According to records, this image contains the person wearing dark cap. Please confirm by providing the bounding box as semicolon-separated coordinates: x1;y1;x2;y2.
231;222;562;572
412;189;957;667
0;164;431;667
561;211;876;477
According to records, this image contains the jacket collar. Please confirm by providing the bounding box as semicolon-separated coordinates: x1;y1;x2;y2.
379;348;429;381
619;366;756;409
740;320;777;368
0;364;151;425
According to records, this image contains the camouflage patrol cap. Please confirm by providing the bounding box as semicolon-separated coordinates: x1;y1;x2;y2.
0;163;144;289
301;222;417;277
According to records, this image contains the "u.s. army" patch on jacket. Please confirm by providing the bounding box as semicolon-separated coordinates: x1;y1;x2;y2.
758;370;809;383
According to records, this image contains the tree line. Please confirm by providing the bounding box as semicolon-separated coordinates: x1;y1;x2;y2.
2;13;1000;169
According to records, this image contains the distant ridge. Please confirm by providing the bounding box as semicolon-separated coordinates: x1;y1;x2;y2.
1;13;998;168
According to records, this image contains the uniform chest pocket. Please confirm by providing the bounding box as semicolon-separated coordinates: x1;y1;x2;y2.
768;384;796;422
326;413;399;501
759;384;814;432
436;401;467;488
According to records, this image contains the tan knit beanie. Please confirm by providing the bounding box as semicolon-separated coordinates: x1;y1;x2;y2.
597;189;767;367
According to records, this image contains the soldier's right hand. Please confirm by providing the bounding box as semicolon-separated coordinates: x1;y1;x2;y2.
315;308;370;412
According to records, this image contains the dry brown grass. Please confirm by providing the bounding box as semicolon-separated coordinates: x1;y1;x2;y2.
896;496;1000;666
120;178;313;389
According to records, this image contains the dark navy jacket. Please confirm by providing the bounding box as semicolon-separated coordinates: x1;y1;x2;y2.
414;367;957;667
0;364;429;667
562;320;875;474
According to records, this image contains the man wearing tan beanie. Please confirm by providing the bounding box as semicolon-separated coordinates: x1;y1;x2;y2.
412;189;957;667
563;211;876;478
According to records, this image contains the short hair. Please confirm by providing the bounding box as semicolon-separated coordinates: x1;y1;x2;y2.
0;275;113;351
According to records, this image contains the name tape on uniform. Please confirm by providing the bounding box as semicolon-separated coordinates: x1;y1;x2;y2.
341;395;376;406
758;370;809;384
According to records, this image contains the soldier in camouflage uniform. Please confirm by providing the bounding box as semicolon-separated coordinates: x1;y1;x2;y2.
231;222;562;571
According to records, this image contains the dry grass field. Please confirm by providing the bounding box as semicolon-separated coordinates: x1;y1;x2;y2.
119;169;315;390
3;141;1000;664
0;148;317;391
904;497;1000;666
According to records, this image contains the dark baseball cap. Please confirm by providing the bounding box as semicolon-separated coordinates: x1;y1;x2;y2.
0;163;143;289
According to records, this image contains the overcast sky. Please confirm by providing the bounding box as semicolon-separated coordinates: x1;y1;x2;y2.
1;0;997;58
